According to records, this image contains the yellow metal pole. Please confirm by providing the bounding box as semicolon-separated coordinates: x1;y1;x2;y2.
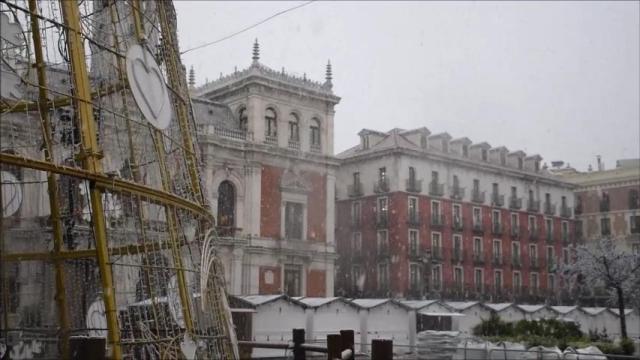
27;1;70;357
59;1;122;359
130;0;195;335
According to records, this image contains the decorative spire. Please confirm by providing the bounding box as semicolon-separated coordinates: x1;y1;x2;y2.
325;60;332;82
188;65;195;88
252;38;260;62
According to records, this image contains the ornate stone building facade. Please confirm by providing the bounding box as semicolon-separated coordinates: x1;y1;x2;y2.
334;128;577;302
559;159;640;253
192;41;340;297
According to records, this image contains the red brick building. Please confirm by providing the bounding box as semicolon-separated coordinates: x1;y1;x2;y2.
335;128;577;303
192;41;340;297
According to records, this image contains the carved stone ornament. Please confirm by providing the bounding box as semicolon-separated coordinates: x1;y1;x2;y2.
1;171;22;217
0;13;24;100
126;45;171;130
86;298;108;338
280;168;311;193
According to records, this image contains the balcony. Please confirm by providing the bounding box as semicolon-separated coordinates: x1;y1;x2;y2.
310;144;321;153
431;214;445;228
492;254;503;266
491;194;505;207
529;227;539;241
373;178;390;194
562;232;570;245
473;252;485;265
288;139;300;150
544;202;556;216
491;223;503;236
530;257;540;270
429;182;445;197
510;225;520;239
452;216;464;232
512;256;522;269
377;245;390;260
451;248;465;263
471;190;486;204
408;249;423;262
376;214;388;228
406;179;422;193
600;199;610;212
347;183;363;197
527;200;540;213
264;134;278;145
407;213;420;228
472;222;484;234
509;197;523;210
430;246;444;261
560;206;572;218
546;231;554;244
450;186;466;201
547;259;556;272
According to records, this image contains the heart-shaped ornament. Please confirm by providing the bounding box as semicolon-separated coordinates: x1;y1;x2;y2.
126;45;171;130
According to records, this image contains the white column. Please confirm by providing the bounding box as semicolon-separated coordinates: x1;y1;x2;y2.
231;248;244;295
409;310;417;354
325;260;334;297
326;173;336;246
305;309;314;341
359;310;368;354
244;165;261;237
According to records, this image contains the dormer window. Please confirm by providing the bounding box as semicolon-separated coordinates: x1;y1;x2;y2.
265;108;277;137
442;140;449;153
288;113;299;141
238;107;248;132
534;160;540;172
481;149;488;161
362;135;370;149
420;134;427;149
462;144;469;157
518;157;523;170
500;152;506;165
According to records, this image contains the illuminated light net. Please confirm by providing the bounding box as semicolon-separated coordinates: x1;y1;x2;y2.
0;1;238;359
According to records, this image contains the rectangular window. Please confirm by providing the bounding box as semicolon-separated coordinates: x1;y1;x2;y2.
548;274;556;290
512;242;521;259
284;265;302;296
530;244;538;264
493;239;502;258
378;263;389;290
531;272;539;291
409;230;419;256
377;230;388;254
631;215;640;234
474;268;484;291
473;179;480;192
529;190;535;202
563;248;569;265
431;200;441;218
453;175;460;189
494;270;503;289
454;267;463;287
352;232;362;252
528;216;536;231
378;167;386;182
546;218;553;239
473;237;483;254
352;201;361;226
492;183;499;196
408;197;418;222
409;166;416;183
432;232;442;258
547;246;554;268
431;171;439;183
453;234;463;261
473;207;482;226
513;271;522;290
352;265;361;288
511;213;519;231
409;263;420;290
377;197;388;222
492;210;501;225
561;221;569;241
353;172;360;190
285;202;304;239
511;186;517;198
453;204;462;228
601;217;611;235
431;265;442;290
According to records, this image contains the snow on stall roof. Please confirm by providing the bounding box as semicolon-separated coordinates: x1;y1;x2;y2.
418;311;465;317
294;297;340;308
350;298;390;309
517;304;546;313
551;306;577;314
483;303;514;312
445;301;479;311
399;300;439;310
581;307;607;315
608;308;634;316
239;294;285;306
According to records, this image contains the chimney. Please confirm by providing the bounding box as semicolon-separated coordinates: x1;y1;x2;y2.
596;155;603;171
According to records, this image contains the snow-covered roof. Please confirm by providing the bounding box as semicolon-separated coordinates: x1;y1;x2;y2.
350;298;391;309
445;301;480;311
483;303;514;312
293;297;341;308
551;306;577;315
581;307;607;315
399;300;439;310
608;308;635;316
238;294;287;306
517;304;546;313
418;311;465;317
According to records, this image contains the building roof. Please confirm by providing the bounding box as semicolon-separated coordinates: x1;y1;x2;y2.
517;304;547;313
608;308;635;317
558;159;640;187
292;297;341;308
483;303;515;312
444;301;481;311
581;307;607;315
399;299;440;310
349;298;392;309
551;306;578;315
237;294;288;307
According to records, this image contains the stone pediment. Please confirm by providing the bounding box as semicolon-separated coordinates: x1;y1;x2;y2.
280;169;311;193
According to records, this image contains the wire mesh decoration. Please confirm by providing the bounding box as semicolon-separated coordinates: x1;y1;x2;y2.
0;0;238;359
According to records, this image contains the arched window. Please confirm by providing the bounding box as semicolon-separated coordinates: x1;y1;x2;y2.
217;181;235;235
288;113;299;142
310;118;321;151
238;107;248;132
265;108;277;138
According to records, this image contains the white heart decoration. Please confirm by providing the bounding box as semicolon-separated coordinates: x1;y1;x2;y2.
126;45;171;130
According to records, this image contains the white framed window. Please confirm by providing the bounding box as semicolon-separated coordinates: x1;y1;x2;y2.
351;201;361;226
548;273;556;291
431;264;442;290
528;215;537;231
352;232;362;252
432;232;442;258
352;265;361;288
453;203;462;223
453;266;464;287
281;192;307;241
408;196;419;222
530;244;538;265
473;237;483;255
546;246;554;263
431;200;441;217
494;270;503;289
512;241;521;261
474;268;484;292
408;229;419;256
377;230;388;253
473;207;482;225
511;212;519;229
377;197;388;222
492;209;501;225
563;247;570;265
409;263;421;290
513;271;522;290
453;234;463;261
545;218;553;238
378;263;389;290
561;221;569;241
493;239;502;257
531;272;539;291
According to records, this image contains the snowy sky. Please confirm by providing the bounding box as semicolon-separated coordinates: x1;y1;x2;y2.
175;1;639;171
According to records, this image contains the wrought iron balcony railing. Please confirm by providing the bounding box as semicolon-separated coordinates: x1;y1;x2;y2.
529;227;539;241
347;183;363;197
373;178;390;193
451;186;465;200
560;206;572;218
431;214;445;227
407;213;420;227
492;194;505;207
429;182;445;197
472;190;486;204
492;223;503;236
452;216;464;232
406;179;422;193
509;197;522;210
430;246;444;261
527;200;540;213
544;202;556;216
472;221;484;234
473;252;485;265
